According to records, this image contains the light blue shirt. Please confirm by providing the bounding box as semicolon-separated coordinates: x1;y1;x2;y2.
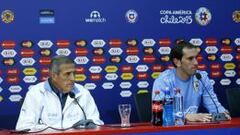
152;69;226;115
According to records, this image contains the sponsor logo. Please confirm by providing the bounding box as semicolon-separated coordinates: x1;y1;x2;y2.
221;38;231;46
236;79;240;85
39;9;55;24
109;39;122;47
127;39;138;46
224;70;236;77
198;64;207;70
137;73;148;80
195;7;211;26
143;55;156;63
23;68;37;76
159;38;171;46
1;40;16;49
38;40;53;48
89;66;102;73
85;10;106;23
120;90;132;97
76;67;85;74
205;38;217;46
39;57;51;65
40;68;49;75
108;48;123;55
75;40;87;47
3;58;15;66
91;39;106;47
110;56;121;63
137;81;149;88
75;48;88;56
160;55;170;62
189;38;203;46
152;65;164;72
21;49;35;57
205;46;218;54
125;9;138;23
21;40;33;48
232;10;240;23
1;49;17;57
84;83;96;90
207;55;217;61
224;63;236;70
210;63;221;70
0;78;3;84
40;49;52;56
9;85;22;93
20;58;35;66
158;47;171;55
105;73;118;81
121;65;133;73
220;46;233;53
236;54;240;61
90;74;102;81
136;65;149;72
0;96;3;102
210;71;222;78
56;48;71;56
144;47;154;55
7;76;19;83
102;82;114;89
237;46;240;53
56;40;70;48
75;74;86;82
23;76;37;83
220;54;233;61
93;48;104;55
220;79;231;85
74;56;89;64
234;38;240;46
142;39;155;47
196;54;203;62
160;9;193;24
105;66;118;73
125;55;140;63
120;82;132;89
9;95;22;102
1;10;14;23
92;56;105;64
121;73;134;80
7;68;19;76
126;47;139;55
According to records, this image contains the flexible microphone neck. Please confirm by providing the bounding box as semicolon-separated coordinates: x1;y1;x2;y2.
69;92;87;120
195;73;219;114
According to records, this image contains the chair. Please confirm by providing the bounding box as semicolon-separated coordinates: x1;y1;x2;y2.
134;92;152;122
226;87;240;117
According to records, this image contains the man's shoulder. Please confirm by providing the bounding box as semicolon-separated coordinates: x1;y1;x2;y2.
73;83;90;95
157;69;175;79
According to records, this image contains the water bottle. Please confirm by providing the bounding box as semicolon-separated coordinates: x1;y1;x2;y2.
152;90;164;126
173;88;184;126
163;87;174;126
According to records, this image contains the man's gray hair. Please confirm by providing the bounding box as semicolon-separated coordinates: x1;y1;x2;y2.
49;55;75;74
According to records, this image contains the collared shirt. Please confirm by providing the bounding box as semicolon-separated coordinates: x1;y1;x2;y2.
48;78;68;109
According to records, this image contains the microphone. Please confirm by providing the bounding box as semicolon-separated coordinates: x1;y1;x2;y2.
195;73;228;121
69;92;96;129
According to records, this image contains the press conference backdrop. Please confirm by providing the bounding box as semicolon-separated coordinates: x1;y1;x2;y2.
0;0;239;129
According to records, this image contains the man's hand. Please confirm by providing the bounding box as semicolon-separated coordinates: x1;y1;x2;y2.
223;111;231;120
186;113;212;122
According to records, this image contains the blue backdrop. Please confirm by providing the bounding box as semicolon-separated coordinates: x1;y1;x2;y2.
0;0;239;129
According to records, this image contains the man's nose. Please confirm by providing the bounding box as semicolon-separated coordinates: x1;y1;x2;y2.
193;58;198;65
69;73;75;81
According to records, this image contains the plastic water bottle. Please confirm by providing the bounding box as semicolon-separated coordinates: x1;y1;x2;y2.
163;87;174;126
152;90;164;126
173;88;184;126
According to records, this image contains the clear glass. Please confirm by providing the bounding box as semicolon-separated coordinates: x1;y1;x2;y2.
118;104;131;127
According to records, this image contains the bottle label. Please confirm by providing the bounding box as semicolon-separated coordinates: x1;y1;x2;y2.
152;102;163;113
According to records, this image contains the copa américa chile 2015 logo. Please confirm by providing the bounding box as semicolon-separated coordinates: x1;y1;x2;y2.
195;7;212;26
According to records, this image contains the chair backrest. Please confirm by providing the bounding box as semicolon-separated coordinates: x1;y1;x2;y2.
226;87;240;117
134;92;152;122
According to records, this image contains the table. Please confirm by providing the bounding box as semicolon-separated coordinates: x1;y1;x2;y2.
2;118;240;135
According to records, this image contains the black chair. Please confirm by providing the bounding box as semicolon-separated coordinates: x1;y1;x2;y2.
226;87;240;117
134;92;152;122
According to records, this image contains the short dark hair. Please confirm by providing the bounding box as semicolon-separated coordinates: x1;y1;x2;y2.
170;41;196;67
49;55;75;74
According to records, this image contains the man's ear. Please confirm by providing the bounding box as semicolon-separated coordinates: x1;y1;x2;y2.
173;58;181;67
